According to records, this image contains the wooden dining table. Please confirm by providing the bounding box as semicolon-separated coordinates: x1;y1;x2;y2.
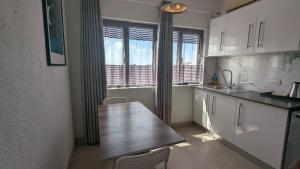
98;101;186;160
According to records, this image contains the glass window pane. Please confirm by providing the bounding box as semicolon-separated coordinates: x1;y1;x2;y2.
181;33;199;65
181;33;200;83
104;25;126;87
104;37;124;65
129;27;154;86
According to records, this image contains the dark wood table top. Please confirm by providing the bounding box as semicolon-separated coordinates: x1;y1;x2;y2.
98;102;185;160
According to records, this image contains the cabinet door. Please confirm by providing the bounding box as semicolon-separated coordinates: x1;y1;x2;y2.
208;15;227;56
234;99;288;169
202;91;213;130
192;88;205;125
210;93;237;143
254;0;300;53
225;3;258;55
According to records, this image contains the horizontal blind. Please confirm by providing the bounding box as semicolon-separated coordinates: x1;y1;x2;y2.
182;32;199;44
172;31;180;84
103;25;123;39
129;27;154;41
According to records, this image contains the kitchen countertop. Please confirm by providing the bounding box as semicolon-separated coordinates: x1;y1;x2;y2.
194;85;300;111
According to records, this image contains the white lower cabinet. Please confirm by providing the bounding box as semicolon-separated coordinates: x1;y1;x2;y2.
192;89;213;129
193;89;237;143
192;88;207;125
211;93;237;143
192;89;289;169
234;99;288;169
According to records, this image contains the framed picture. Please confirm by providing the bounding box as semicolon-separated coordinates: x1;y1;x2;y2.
42;0;66;66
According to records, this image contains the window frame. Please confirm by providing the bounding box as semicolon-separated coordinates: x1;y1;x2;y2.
173;27;204;85
103;19;158;88
103;19;204;88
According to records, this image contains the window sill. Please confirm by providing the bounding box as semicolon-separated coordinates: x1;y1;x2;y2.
108;86;155;90
107;84;202;90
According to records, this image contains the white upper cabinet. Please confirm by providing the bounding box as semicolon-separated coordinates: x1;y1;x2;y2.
208;15;227;56
225;3;258;55
208;0;300;56
254;0;300;53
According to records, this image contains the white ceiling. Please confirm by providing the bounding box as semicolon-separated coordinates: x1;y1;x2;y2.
126;0;223;13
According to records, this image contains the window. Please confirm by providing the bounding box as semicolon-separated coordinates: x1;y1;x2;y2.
104;20;203;88
103;20;157;88
129;26;155;86
173;28;203;84
104;25;126;87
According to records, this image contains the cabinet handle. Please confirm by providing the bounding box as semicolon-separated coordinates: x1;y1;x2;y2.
295;114;300;119
237;103;243;126
247;24;252;49
211;96;214;115
257;21;264;47
298;39;300;50
212;96;216;116
220;32;224;51
206;94;210;114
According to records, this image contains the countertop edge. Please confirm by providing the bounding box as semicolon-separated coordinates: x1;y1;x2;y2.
193;86;300;111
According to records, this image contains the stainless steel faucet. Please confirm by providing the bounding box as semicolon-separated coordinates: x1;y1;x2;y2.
222;69;233;89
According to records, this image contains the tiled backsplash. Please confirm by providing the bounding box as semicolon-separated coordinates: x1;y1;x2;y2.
204;52;300;93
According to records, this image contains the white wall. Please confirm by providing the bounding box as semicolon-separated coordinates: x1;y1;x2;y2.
108;86;194;124
222;0;255;12
205;53;300;93
0;0;74;169
108;87;156;112
171;86;194;124
101;0;222;29
68;0;223;138
65;0;83;138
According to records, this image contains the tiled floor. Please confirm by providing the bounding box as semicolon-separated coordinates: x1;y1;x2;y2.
68;125;262;169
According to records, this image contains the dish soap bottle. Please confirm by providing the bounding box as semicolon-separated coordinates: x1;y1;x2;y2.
211;73;219;85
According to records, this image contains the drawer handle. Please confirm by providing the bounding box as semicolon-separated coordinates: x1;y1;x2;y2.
247;24;252;49
212;96;216;116
237;103;243;126
206;94;210;114
295;114;300;119
257;21;264;47
220;32;224;51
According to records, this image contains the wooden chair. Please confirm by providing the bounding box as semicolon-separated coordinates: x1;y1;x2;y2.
103;97;128;105
115;147;171;169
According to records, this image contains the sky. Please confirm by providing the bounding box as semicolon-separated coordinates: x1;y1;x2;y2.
104;37;198;65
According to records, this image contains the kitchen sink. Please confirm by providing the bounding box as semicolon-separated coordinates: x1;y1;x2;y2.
218;88;247;94
200;85;247;94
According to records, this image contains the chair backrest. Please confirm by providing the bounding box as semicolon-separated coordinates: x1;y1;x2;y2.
103;97;128;105
115;147;171;169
